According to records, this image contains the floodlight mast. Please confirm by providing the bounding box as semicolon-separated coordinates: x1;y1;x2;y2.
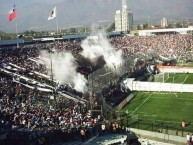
50;54;57;109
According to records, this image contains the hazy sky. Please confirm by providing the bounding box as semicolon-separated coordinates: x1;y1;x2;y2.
1;0;193;33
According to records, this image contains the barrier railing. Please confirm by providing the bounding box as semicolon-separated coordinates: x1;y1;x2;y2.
106;111;193;137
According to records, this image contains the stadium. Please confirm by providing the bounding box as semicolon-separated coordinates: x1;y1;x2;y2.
1;1;193;145
1;29;193;145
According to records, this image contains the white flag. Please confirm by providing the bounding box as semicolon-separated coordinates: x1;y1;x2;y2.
48;7;56;20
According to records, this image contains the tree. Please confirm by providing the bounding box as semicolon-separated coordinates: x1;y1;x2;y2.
176;23;182;28
0;31;16;39
143;24;148;29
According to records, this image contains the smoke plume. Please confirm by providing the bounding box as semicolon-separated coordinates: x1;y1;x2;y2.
41;51;87;93
81;31;123;71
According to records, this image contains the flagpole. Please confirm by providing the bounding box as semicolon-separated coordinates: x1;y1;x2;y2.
55;7;59;35
15;15;18;37
14;1;18;38
14;2;19;48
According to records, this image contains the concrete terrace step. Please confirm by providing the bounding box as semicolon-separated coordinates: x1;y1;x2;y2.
159;129;190;137
54;140;84;145
129;128;188;145
54;134;127;145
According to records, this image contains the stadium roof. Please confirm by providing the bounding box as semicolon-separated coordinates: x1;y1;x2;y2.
0;39;24;46
63;31;123;40
63;34;89;40
138;27;193;36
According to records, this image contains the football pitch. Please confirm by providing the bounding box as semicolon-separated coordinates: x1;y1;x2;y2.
122;73;193;130
153;73;193;84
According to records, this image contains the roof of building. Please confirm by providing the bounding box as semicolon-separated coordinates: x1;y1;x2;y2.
138;27;193;36
63;31;123;40
0;39;24;46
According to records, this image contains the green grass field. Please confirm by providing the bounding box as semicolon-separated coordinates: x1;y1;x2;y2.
154;73;193;84
124;92;193;121
121;72;193;131
177;61;193;67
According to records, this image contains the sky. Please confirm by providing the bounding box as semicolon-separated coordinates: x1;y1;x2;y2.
0;0;193;33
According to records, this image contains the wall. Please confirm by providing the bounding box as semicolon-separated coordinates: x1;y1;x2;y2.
125;66;193;92
126;81;193;92
128;128;186;144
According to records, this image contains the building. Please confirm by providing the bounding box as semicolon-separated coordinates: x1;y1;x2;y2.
138;27;193;36
115;10;122;32
115;0;133;33
161;17;168;28
128;11;134;31
121;0;129;32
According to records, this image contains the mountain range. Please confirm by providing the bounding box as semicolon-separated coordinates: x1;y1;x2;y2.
0;0;193;33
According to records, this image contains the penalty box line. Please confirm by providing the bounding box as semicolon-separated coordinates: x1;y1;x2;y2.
130;92;154;116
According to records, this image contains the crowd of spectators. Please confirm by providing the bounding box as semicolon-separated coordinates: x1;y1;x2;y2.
0;75;99;144
0;40;95;145
0;33;193;144
111;34;193;61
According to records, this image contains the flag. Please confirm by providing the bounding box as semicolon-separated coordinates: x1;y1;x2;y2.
8;4;16;22
48;7;56;20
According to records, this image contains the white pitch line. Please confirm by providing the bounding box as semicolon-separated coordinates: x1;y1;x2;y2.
130;92;153;116
182;75;189;84
142;114;157;117
152;119;181;124
164;77;169;83
164;73;170;83
153;92;176;95
151;96;193;101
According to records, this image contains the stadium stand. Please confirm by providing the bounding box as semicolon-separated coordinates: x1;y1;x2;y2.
0;33;193;144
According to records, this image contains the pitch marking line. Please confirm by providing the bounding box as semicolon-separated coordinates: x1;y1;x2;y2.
182;75;189;84
130;92;153;116
142;114;157;117
153;92;177;95
151;96;193;101
164;73;170;82
152;119;181;124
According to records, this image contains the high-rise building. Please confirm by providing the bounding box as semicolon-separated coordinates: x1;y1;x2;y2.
128;11;133;31
115;0;133;32
161;17;168;28
115;10;122;31
121;0;129;32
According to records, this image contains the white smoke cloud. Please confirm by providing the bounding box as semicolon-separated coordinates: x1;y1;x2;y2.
40;30;122;93
73;73;87;93
81;31;123;71
40;51;87;93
